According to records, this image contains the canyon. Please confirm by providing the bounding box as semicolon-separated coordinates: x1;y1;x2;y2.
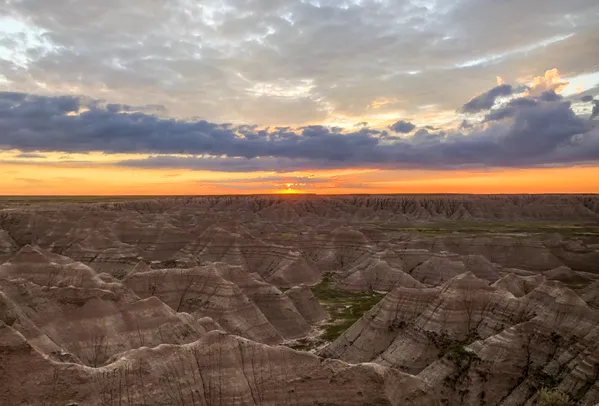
1;194;599;405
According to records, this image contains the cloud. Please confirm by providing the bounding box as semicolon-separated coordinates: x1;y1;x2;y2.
461;69;573;115
105;103;168;115
389;120;416;133
592;100;599;120
14;152;46;158
526;68;569;96
539;90;562;102
483;91;563;122
1;0;598;127
461;84;514;113
116;156;359;173
459;120;473;129
1;90;598;172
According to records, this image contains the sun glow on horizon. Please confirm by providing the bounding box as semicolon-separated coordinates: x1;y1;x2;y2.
2;162;599;195
277;184;305;194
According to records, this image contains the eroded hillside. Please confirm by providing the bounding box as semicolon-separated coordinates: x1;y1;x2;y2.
1;195;599;405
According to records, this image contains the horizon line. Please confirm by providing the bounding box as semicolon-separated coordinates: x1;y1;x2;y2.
2;192;599;199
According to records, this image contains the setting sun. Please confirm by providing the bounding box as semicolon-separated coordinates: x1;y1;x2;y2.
277;188;304;194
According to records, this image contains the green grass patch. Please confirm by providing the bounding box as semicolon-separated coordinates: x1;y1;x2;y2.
536;388;576;406
287;339;316;351
312;273;385;342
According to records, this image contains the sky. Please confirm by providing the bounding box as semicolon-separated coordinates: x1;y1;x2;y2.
1;0;599;195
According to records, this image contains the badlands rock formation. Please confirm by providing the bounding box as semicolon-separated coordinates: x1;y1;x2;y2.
0;195;598;405
123;262;314;343
322;273;599;405
0;246;220;366
284;284;328;324
580;281;599;309
0;323;437;406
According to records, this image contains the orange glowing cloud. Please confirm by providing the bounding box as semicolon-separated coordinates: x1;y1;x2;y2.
525;68;569;96
367;97;397;109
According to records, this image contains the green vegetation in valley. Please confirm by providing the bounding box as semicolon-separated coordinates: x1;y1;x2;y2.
312;273;385;341
536;388;576;406
563;282;592;290
287;338;316;351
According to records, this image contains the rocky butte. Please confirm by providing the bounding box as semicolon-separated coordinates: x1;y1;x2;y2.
1;194;599;405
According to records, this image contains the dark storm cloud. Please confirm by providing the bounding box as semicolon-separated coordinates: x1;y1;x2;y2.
0;92;381;160
389;120;416;134
539;90;563;102
2;90;599;172
592;100;599;120
484;97;538;122
482;91;563;122
461;84;514;113
459;120;473;129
